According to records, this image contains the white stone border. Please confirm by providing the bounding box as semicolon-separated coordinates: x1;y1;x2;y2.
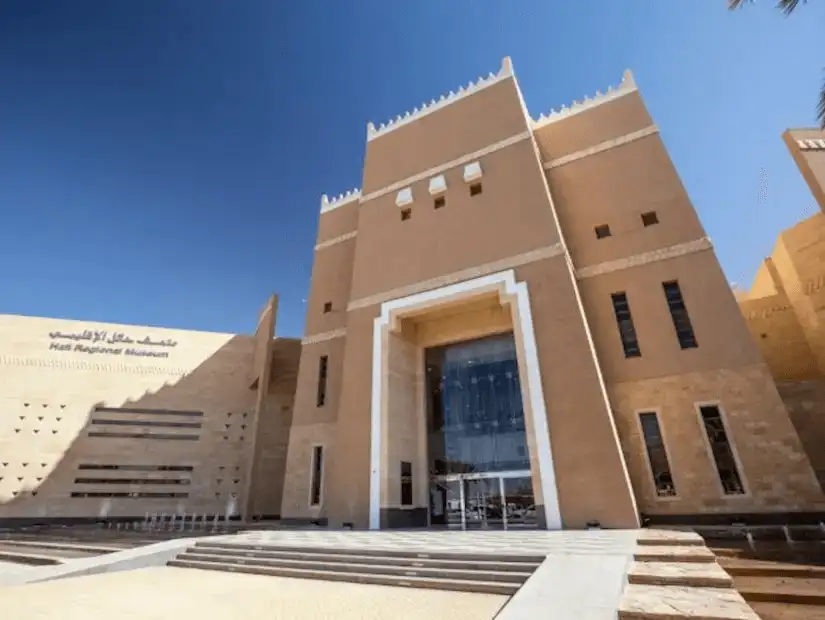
368;269;562;530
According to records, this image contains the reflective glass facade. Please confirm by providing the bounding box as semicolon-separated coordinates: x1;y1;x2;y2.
426;333;530;475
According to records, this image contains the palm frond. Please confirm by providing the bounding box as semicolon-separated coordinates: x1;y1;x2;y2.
727;0;805;13
778;0;804;15
818;74;825;129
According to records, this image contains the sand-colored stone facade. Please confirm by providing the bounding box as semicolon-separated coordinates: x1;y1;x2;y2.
0;297;300;524
283;58;825;530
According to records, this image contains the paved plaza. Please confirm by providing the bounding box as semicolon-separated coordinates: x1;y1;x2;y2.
0;566;509;620
0;528;763;619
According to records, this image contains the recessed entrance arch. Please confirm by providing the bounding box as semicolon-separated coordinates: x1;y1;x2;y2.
369;269;562;530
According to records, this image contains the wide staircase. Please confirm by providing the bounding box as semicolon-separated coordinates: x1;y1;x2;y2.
167;539;544;594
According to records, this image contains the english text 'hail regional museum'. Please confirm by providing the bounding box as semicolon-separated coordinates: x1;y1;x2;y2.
3;58;825;531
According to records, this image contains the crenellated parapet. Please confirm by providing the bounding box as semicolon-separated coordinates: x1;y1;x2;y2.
320;189;362;214
532;70;637;130
366;57;515;142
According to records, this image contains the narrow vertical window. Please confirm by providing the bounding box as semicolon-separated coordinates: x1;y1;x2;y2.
639;412;676;497
611;292;642;358
316;355;328;407
400;461;413;506
310;445;323;506
663;281;697;349
699;405;745;495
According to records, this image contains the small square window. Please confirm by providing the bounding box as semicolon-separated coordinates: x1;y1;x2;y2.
322;302;332;313
641;211;659;227
469;183;483;197
434;196;446;209
595;224;611;239
400;208;412;221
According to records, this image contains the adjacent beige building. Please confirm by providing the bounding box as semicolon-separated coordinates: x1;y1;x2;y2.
0;297;300;525
3;60;825;532
736;128;825;496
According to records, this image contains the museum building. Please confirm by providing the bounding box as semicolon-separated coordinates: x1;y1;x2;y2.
279;58;825;531
2;58;825;531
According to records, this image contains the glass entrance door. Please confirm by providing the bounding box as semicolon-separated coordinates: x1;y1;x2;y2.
430;472;535;530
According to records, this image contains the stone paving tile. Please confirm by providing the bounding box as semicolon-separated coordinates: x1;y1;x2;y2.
619;584;760;620
634;545;717;563
0;566;508;620
629;561;734;588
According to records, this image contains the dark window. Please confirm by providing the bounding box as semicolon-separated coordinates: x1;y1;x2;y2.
93;407;203;418
699;405;745;495
310;445;323;506
400;461;413;506
663;281;698;349
77;464;193;472
639;412;676;497
70;491;188;499
87;432;199;441
400;208;412;221
595;224;611;239
73;477;191;486
316;356;328;407
641;211;659;227
611;293;642;358
469;183;483;196
90;419;201;429
323;302;332;313
433;196;446;209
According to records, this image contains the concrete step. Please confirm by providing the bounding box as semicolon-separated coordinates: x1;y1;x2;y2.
184;545;542;572
720;557;825;578
192;540;546;564
733;575;825;606
636;530;706;547
633;545;716;564
167;558;520;595
750;602;825;620
175;550;533;584
0;550;63;566
627;561;734;589
619;584;760;620
0;539;123;554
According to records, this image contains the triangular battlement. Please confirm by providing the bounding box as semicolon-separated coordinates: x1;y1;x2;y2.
532;70;637;129
366;57;515;142
321;189;362;213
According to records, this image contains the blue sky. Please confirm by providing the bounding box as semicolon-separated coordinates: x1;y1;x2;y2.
0;1;822;337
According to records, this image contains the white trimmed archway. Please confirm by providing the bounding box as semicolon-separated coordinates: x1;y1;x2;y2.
368;269;562;530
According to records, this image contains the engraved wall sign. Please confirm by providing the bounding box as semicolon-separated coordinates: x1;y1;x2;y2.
47;329;178;358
